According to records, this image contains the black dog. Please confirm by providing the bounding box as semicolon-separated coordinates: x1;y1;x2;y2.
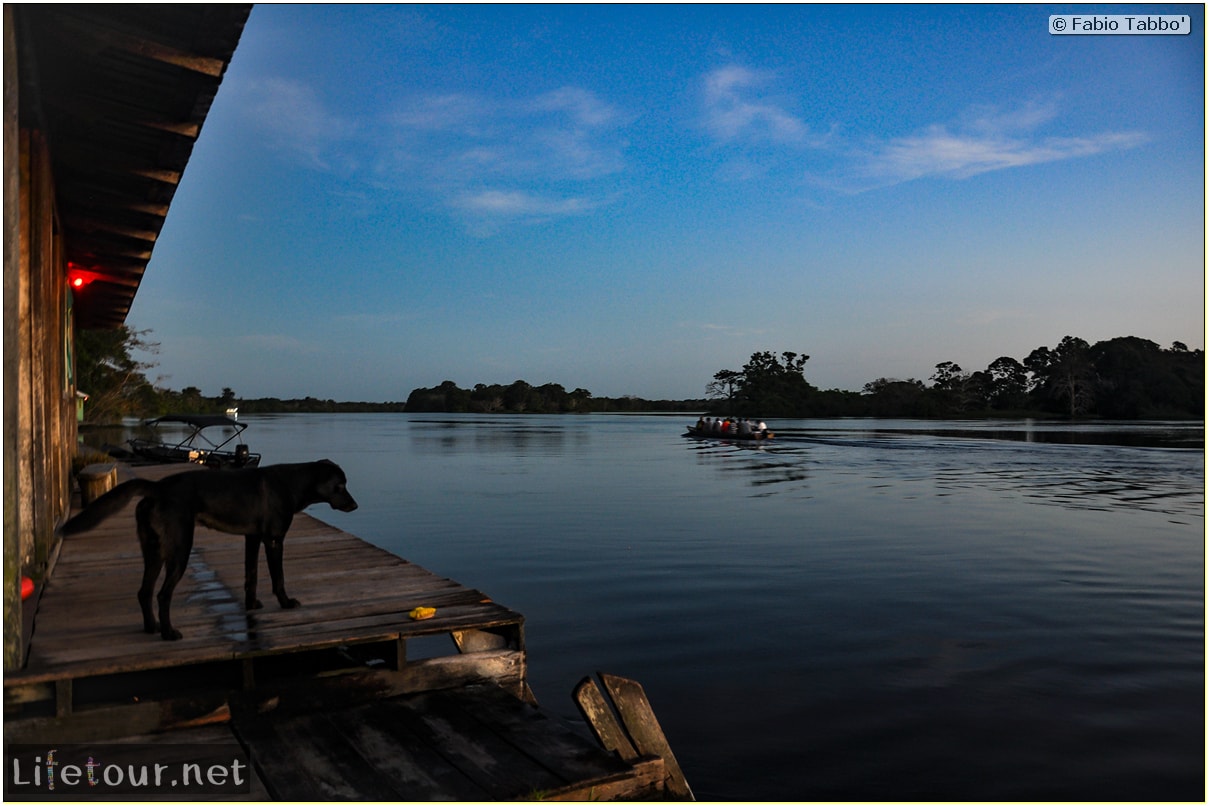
60;460;358;640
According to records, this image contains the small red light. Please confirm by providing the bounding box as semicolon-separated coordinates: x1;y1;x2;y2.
67;262;102;289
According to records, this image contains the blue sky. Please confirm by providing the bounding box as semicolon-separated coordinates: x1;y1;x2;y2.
128;4;1205;402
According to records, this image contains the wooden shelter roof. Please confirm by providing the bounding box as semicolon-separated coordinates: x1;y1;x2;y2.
15;5;252;329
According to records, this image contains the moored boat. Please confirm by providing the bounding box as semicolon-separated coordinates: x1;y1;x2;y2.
127;414;261;468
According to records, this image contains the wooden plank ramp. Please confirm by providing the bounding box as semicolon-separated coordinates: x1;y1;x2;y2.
4;462;686;800
231;682;668;801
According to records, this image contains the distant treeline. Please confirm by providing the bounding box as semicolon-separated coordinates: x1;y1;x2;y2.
708;338;1204;419
402;336;1203;419
162;385;706;415
77;327;1202;423
402;380;706;414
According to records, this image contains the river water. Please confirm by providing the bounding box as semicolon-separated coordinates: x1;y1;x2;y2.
141;413;1206;799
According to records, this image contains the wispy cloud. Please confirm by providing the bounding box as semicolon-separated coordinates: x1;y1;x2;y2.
529;86;620;128
696;75;1148;194
848;100;1148;190
240;67;1148;226
237;78;356;170
236;78;626;233
449;189;606;236
383;86;628;232
687;321;768;339
453;189;595;217
391;92;490;133
862;126;1147;184
239;333;321;354
701;65;817;145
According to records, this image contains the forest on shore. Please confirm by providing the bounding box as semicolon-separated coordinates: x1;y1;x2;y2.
78;328;1202;423
402;337;1202;419
697;338;1203;419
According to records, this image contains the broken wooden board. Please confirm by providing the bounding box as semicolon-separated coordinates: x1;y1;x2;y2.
574;675;638;760
574;671;694;800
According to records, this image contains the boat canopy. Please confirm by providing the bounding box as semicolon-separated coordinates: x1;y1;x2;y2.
142;414;250;453
128;413;260;468
145;414;245;430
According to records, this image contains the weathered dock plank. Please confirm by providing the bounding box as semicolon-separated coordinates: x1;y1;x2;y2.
232;684;658;801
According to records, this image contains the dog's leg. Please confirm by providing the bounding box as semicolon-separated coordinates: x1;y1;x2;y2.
244;535;264;610
156;517;194;641
263;536;300;609
136;499;162;634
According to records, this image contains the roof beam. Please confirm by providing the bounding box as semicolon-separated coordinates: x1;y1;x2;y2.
37;95;202;140
51;14;228;77
67;237;154;262
49;139;185;188
139;119;201;139
126;166;182;186
116;200;171;217
63;215;159;244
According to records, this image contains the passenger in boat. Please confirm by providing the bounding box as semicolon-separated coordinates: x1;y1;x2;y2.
757;420;768;436
711;417;721;434
738;418;752;437
696;416;706;431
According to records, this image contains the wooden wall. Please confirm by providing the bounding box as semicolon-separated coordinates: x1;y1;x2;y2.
4;6;77;670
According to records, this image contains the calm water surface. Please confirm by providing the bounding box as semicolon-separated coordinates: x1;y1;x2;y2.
228;413;1202;800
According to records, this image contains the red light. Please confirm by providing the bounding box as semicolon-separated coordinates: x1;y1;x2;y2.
67;262;103;289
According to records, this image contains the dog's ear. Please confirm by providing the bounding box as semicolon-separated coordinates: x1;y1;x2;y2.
317;459;344;478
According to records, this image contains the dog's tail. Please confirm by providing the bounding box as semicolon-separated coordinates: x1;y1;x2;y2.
60;478;158;536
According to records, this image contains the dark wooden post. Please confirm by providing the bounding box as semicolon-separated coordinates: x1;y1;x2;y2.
77;462;117;505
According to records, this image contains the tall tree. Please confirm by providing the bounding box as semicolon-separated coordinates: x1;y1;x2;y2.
1026;336;1095;416
930;361;997;413
706;369;743;410
1023;345;1053;394
930;361;966;390
733;350;814;415
74;326;160;423
986;356;1028;410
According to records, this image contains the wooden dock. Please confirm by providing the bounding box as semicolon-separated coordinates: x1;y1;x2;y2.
4;463;686;800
